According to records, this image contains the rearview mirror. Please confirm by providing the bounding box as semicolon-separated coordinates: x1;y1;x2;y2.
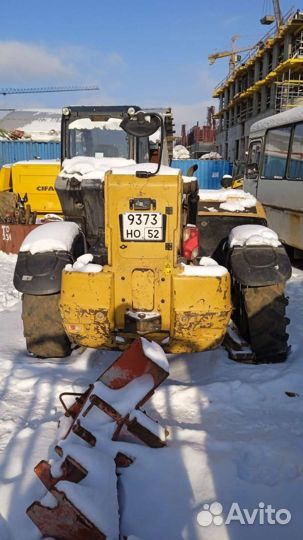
120;109;164;178
120;110;161;138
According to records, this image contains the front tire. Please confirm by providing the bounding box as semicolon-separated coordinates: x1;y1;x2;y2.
233;283;289;363
22;293;71;358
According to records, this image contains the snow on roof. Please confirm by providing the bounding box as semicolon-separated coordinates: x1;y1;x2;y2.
173;145;190;159
68;117;122;130
200;151;222;160
60;157;182;182
60;156;136;181
20;221;80;254
0;109;61;141
250;106;303;133
199;189;256;211
12;160;60;166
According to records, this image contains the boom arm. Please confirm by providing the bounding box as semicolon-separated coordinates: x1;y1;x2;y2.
208;46;253;65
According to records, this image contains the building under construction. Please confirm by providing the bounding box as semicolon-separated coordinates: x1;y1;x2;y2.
213;6;303;162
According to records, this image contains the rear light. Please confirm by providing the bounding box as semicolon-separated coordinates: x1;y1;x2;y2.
182;225;199;261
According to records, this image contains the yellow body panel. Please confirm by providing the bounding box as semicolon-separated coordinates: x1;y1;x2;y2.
60;170;233;353
170;273;231;353
0;166;12;191
60;270;115;348
11;161;61;214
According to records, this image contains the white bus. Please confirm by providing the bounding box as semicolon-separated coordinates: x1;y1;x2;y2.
245;106;303;255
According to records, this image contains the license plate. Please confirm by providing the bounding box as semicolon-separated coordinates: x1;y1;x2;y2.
121;212;164;241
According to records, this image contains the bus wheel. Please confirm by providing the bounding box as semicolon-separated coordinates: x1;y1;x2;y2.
22;293;71;358
235;283;290;363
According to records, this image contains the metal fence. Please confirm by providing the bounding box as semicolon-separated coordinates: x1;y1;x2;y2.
171;159;232;189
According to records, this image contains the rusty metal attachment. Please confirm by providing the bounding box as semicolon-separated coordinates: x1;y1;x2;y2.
27;338;169;539
27;487;106;540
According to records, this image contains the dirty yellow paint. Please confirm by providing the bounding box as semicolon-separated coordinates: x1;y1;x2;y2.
59;170;233;353
132;269;154;310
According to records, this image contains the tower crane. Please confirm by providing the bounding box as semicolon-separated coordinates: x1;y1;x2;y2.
0;85;99;96
208;36;255;74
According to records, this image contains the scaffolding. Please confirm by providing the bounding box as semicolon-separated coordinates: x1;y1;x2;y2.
275;29;303;111
213;8;303;120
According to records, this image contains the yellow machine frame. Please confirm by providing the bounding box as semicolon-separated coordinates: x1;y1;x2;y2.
60;170;232;353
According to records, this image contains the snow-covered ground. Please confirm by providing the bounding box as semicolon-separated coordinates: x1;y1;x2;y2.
0;253;302;539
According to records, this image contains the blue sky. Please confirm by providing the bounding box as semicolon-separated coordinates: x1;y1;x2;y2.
0;0;299;132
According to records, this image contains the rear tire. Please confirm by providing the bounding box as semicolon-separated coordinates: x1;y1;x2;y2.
22;293;71;358
233;283;289;363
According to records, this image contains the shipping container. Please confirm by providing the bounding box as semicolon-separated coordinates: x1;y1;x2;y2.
171;159;232;189
0;140;60;167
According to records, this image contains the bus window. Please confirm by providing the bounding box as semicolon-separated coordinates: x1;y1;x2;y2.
288;123;303;180
248;140;262;166
262;126;291;179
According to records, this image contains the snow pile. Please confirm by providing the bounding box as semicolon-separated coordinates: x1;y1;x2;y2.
173;145;190;159
141;336;170;372
2;251;303;539
48;343;168;537
65;253;102;273
60;156;136;181
68;117;122;131
180;260;228;277
229;224;281;248
50;442;119;538
199;256;220;266
199;188;256;212
93;375;154;416
200;151;222;160
0;253;20;310
20;221;80;254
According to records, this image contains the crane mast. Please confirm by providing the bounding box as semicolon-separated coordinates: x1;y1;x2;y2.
272;0;283;26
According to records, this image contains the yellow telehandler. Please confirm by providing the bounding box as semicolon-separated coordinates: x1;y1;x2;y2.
14;107;291;363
